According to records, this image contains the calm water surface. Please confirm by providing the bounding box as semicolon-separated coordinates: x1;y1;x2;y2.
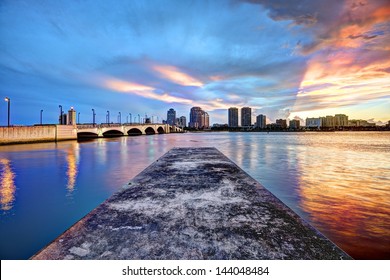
0;132;389;259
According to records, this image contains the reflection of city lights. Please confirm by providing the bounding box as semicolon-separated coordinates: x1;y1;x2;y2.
0;158;16;211
66;143;79;194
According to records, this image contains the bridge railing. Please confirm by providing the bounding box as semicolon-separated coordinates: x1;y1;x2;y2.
77;123;166;129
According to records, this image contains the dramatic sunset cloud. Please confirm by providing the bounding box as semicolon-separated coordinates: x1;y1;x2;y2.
103;77;194;105
290;0;390;119
0;0;389;124
152;65;203;87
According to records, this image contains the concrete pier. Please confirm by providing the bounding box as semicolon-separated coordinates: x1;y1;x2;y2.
32;147;351;260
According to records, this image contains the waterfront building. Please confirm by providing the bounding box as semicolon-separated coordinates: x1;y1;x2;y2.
189;107;209;129
349;119;375;127
306;117;322;129
289;119;300;130
67;107;76;125
189;107;201;128
256;114;266;129
228;107;239;127
320;117;327;128
178;116;186;128
204;112;210;128
167;108;176;126
276;119;287;129
241;107;252;127
334;114;348;128
323;115;335;128
213;123;228;128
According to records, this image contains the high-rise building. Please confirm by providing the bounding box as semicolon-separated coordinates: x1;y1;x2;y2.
276;119;287;129
289;119;300;129
306;117;322;128
177;116;186;128
189;107;202;128
241;107;251;127
256;114;266;129
67;107;76;125
324;115;335;128
167;108;176;125
334;114;348;127
189;107;209;129
204;112;209;128
228;107;239;127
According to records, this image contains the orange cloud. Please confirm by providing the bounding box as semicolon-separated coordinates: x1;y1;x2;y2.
104;77;193;104
152;65;203;87
373;5;390;21
105;79;155;92
291;0;390;119
293;57;390;115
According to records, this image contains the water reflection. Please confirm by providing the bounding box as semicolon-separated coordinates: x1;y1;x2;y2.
296;136;390;259
0;158;16;211
0;132;389;259
66;143;80;195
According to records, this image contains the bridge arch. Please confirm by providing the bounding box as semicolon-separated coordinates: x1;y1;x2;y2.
128;128;142;136
145;127;156;135
102;130;124;137
77;132;98;139
157;126;165;134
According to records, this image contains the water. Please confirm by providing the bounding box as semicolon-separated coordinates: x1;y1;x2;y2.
0;132;389;259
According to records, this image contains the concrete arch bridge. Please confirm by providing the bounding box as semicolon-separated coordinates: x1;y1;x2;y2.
76;124;182;138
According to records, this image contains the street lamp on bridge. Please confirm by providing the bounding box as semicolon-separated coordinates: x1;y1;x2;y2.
59;105;63;124
129;113;132;124
40;109;43;125
4;97;10;127
138;114;140;124
118;112;121;125
106;110;110;124
78;112;80;124
92;109;96;126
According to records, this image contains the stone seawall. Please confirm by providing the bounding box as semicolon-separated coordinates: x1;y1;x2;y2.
32;147;351;260
0;125;77;145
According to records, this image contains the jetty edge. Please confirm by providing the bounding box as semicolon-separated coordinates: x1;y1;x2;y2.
32;147;351;260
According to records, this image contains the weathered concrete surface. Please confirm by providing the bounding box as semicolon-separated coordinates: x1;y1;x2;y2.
32;147;351;260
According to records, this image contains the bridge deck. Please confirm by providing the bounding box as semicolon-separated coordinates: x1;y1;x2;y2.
32;147;351;260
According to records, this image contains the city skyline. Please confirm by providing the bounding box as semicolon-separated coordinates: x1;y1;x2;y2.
1;0;389;126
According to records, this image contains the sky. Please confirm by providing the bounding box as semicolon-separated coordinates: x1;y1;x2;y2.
0;0;389;126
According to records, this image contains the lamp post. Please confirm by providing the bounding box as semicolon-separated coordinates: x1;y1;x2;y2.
59;105;63;124
92;109;95;126
118;112;121;125
40;110;43;125
138;114;140;124
106;110;110;124
4;97;10;127
129;113;132;124
78;112;80;124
